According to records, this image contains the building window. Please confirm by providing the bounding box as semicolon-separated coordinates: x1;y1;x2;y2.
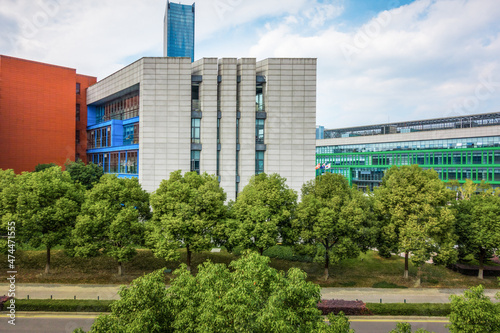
191;118;201;144
75;130;80;144
256;84;264;111
75;153;80;161
256;119;265;144
110;152;119;173
191;150;200;174
192;84;200;111
127;151;138;174
76;83;81;95
124;123;139;145
76;104;81;121
87;126;111;149
95;91;139;124
256;151;264;174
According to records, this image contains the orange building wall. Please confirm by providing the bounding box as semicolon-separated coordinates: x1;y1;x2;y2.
76;74;97;164
0;55;96;173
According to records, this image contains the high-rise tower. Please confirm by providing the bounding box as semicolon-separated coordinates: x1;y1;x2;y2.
163;1;195;62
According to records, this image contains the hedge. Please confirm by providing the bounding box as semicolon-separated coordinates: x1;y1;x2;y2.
366;303;451;316
13;299;112;312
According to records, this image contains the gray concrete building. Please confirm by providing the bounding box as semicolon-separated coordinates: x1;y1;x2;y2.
86;57;317;200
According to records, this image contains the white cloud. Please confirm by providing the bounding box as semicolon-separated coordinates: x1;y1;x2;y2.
249;0;500;128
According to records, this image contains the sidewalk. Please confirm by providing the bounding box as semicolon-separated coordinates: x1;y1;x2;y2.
1;284;498;302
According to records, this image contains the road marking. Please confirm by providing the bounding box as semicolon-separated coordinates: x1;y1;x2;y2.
15;314;102;319
350;319;449;323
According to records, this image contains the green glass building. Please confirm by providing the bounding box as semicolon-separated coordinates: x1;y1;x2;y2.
316;112;500;191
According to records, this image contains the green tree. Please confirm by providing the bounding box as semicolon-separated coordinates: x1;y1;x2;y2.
72;175;150;275
448;285;500;333
147;170;226;271
78;251;341;333
454;193;500;279
230;173;297;254
34;163;57;172
294;173;375;280
0;169;18;255
16;167;84;274
374;165;457;280
65;159;104;190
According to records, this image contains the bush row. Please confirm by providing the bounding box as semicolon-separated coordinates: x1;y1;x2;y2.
318;299;371;315
366;303;451;316
14;299;112;312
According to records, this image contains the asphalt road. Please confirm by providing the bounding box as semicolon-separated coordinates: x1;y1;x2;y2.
1;314;450;333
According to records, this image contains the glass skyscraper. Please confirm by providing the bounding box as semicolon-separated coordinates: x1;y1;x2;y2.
163;1;195;62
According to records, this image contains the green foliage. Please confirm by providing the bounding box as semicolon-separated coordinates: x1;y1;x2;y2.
147;170;226;270
387;322;432;333
374;165;457;276
16;166;85;273
263;245;313;262
294;173;375;278
34;163;57;172
65;160;104;190
72;175;150;275
367;303;451;316
83;251;337;333
0;169;18;255
448;285;500;333
17;299;112;312
228;173;298;254
453;194;500;278
322;312;354;333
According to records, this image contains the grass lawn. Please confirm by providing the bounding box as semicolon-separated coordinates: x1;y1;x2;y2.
1;248;498;288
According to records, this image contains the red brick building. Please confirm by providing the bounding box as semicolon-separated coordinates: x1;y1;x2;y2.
0;55;96;173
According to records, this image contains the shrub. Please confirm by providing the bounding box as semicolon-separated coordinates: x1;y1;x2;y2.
16;299;113;312
367;303;451;316
317;299;371;316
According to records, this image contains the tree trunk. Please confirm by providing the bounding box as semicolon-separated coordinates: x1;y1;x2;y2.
404;251;409;279
118;262;123;276
478;250;485;280
45;246;51;274
324;247;330;281
258;248;264;255
416;265;422;287
186;244;192;272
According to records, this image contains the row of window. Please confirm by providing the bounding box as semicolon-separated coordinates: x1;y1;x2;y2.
88;127;111;149
87;151;138;175
95;92;139;124
323;167;500;184
316;150;500;167
123;123;139;145
316;136;500;154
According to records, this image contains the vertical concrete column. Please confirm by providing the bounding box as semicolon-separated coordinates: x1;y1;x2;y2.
218;58;238;201
194;58;218;175
257;58;316;197
140;57;192;192
237;58;257;192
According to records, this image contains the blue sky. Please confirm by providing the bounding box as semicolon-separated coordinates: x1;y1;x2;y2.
1;0;499;129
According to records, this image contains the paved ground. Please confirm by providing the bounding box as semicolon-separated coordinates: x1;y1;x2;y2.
1;313;450;333
1;283;498;303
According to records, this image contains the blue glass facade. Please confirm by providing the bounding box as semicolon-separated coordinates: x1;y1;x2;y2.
165;1;195;62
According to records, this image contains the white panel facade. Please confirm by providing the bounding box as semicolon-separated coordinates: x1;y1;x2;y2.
87;57;317;198
218;58;238;202
256;58;317;196
238;59;257;188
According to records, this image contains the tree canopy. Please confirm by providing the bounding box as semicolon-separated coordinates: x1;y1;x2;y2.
229;173;298;254
454;193;500;279
147;170;226;271
76;251;352;333
65;159;104;190
374;165;457;279
0;169;18;255
16;166;85;274
294;172;375;280
71;175;150;275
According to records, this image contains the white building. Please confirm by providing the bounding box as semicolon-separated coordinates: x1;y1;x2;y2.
86;57;316;200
